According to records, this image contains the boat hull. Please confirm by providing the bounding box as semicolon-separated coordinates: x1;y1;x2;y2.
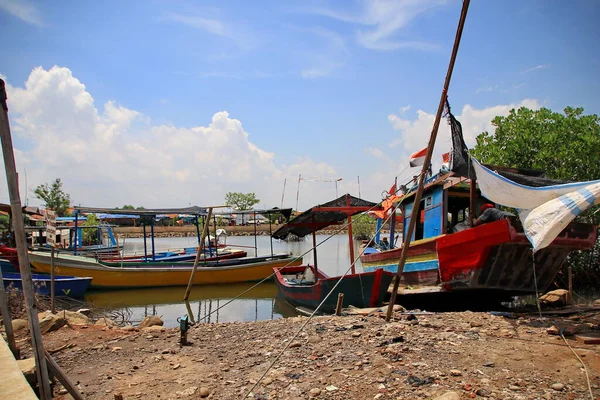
361;219;597;296
29;251;302;288
2;273;92;298
273;265;395;313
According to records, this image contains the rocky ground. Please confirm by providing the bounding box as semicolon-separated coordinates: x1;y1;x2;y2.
6;305;600;400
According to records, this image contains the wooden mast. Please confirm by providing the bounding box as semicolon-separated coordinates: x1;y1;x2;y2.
386;0;471;322
0;79;52;399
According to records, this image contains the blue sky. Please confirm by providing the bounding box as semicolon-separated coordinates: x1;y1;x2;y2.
0;0;599;209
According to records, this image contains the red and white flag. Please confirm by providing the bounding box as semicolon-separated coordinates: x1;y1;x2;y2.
388;182;397;196
409;148;427;167
442;152;451;169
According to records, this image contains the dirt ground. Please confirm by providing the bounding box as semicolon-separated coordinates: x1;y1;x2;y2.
10;307;600;400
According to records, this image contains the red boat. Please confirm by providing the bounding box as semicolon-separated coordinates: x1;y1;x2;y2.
272;194;395;313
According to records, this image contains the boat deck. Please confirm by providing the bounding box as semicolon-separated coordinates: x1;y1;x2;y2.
0;337;38;400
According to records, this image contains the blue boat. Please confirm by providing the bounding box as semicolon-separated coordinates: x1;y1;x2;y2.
2;273;92;298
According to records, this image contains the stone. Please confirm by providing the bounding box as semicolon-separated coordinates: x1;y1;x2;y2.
539;289;569;306
17;358;36;386
550;383;564;391
433;392;460;400
475;388;491;397
325;385;338;391
139;315;164;329
178;387;198;396
199;387;210;398
39;313;67;334
122;324;136;331
11;319;28;333
289;342;301;348
62;310;89;325
449;369;462;376
95;317;117;327
309;388;321;397
352;332;361;338
141;325;166;332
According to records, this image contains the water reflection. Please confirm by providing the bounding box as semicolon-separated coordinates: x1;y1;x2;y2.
85;235;358;327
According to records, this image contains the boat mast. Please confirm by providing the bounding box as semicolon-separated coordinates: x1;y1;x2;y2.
386;0;471;322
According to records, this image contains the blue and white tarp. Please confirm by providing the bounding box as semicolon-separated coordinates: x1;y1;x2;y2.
472;158;600;252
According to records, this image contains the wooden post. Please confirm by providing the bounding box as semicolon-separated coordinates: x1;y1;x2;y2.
50;247;55;314
386;0;471;322
184;207;213;300
44;349;85;400
469;177;477;227
335;293;344;316
567;265;573;305
0;78;52;399
0;267;19;358
311;215;318;276
346;195;356;274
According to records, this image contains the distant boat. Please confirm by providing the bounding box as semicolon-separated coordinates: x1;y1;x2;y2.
272;194;395;313
2;272;92;298
28;251;301;289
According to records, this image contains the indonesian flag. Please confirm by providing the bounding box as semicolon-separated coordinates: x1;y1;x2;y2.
442;152;450;169
409;148;427;167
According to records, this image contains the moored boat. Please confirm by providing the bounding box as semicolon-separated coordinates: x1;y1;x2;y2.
2;272;92;298
29;251;301;289
272;194;395;313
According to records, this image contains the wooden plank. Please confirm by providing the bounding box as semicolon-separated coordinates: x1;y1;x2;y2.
575;334;600;345
0;336;37;400
44;349;85;400
183;207;213;300
0;267;18;358
0;78;52;399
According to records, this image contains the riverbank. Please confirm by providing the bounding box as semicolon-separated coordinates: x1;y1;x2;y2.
9;306;600;399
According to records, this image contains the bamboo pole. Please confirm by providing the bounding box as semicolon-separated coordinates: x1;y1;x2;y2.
184;207;213;300
0;78;52;399
50;247;55;313
0;267;19;358
335;293;344;316
44;349;85;400
386;0;471;322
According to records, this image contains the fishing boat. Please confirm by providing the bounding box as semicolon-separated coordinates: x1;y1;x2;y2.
361;105;599;300
2;272;92;298
272;194;395;313
28;251;301;289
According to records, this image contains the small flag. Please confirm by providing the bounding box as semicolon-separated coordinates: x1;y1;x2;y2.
389;182;397;195
442;152;450;169
409;148;427;167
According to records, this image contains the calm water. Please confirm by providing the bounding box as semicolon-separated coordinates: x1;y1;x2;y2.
84;234;364;327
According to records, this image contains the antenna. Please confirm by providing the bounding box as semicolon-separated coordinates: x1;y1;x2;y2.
357;175;361;198
295;174;301;211
280;179;286;209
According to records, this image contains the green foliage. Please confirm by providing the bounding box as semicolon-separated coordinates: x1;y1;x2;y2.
34;178;71;217
351;213;376;240
0;214;9;237
472;106;600;182
225;192;260;211
119;205;145;210
81;214;99;245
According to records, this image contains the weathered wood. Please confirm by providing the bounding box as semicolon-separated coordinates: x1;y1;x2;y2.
567;265;573;305
575;334;600;345
0;78;52;399
386;0;471;322
335;293;344;316
0;267;19;358
184;207;213;300
44;349;85;400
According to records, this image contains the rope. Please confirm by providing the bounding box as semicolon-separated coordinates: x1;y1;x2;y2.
533;251;594;399
242;200;398;398
194;200;389;324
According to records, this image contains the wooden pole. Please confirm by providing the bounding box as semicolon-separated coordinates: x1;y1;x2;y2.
184;207;213;300
44;349;85;400
0;78;52;399
386;0;471;322
567;265;573;305
469;177;477;227
346;195;356;274
50;247;55;314
335;293;344;316
0;267;19;358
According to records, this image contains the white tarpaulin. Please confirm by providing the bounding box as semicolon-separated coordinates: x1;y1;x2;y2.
472;158;600;252
472;158;600;209
519;182;600;251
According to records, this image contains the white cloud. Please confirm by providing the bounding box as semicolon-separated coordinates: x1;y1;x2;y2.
0;0;42;26
0;66;339;210
400;105;411;114
307;0;447;51
475;85;497;94
298;27;349;79
164;13;255;49
523;64;549;73
387;98;542;175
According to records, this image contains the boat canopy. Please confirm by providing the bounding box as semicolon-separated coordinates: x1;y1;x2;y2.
272;194;379;240
74;206;211;216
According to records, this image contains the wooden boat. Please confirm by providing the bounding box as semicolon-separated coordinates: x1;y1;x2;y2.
361;109;599;299
28;251;301;289
272;194;395;313
101;248;248;263
2;272;92;298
